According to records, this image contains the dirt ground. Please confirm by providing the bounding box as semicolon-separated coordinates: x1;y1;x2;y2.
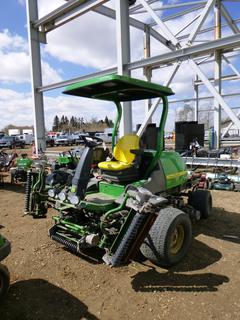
0;181;240;320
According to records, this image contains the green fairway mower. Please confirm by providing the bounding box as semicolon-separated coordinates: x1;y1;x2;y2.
0;234;11;298
25;74;212;267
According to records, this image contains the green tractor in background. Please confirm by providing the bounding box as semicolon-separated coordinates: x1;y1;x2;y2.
10;154;33;183
51;150;79;171
0;234;11;298
25;75;212;267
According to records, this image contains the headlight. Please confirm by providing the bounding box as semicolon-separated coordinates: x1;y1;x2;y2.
68;193;79;205
58;192;67;201
48;189;55;198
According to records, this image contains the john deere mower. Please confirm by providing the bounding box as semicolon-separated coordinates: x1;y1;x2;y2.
0;234;10;298
25;75;212;267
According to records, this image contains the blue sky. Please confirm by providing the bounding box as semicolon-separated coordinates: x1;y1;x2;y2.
0;1;28;91
0;2;26;38
0;0;239;131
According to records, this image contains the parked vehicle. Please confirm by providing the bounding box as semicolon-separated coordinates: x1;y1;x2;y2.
70;133;80;145
75;133;89;145
55;135;73;146
95;132;112;143
46;136;55;147
17;134;33;145
0;136;25;149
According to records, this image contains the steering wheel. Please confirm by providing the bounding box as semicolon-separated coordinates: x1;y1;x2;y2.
81;135;103;148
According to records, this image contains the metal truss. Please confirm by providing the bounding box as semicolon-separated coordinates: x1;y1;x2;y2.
26;0;240;154
183;156;240;168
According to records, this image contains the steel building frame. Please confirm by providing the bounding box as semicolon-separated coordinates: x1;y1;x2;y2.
26;0;240;154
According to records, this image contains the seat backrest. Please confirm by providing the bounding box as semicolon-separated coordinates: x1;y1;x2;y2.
113;134;140;164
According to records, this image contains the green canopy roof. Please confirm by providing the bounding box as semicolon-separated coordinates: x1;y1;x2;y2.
63;74;174;102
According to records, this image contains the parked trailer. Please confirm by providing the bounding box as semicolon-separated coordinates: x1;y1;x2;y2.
8;129;20;136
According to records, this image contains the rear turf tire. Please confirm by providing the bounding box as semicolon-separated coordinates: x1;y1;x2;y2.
0;264;10;299
188;189;212;219
140;207;192;267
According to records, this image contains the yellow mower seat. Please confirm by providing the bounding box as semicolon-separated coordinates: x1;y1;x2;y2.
98;134;140;171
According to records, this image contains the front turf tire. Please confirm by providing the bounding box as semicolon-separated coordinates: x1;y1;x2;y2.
140;207;192;267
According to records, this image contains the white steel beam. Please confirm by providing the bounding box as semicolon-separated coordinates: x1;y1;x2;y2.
194;73;239;84
188;0;216;44
38;0;174;50
221;55;240;135
137;63;180;138
93;5;175;50
222;55;240;78
137;100;160;138
116;0;132;136
38;67;117;93
213;0;222;148
51;0;109;31
177;17;240;41
131;1;207;14
138;0;180;47
213;49;222;148
163;63;181;87
196;54;213;65
127;34;240;70
174;13;201;37
221;3;240;33
26;0;46;155
161;4;205;24
168;91;240;104
34;0;108;31
189;59;240;130
222;111;240;137
38;34;240;93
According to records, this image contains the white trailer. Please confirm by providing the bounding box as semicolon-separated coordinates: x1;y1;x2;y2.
23;129;34;135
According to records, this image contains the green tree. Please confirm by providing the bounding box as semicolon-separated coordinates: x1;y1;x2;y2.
70;116;75;129
59;115;65;130
104;116;110;127
108;119;114;127
52;115;60;131
64;116;69;125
